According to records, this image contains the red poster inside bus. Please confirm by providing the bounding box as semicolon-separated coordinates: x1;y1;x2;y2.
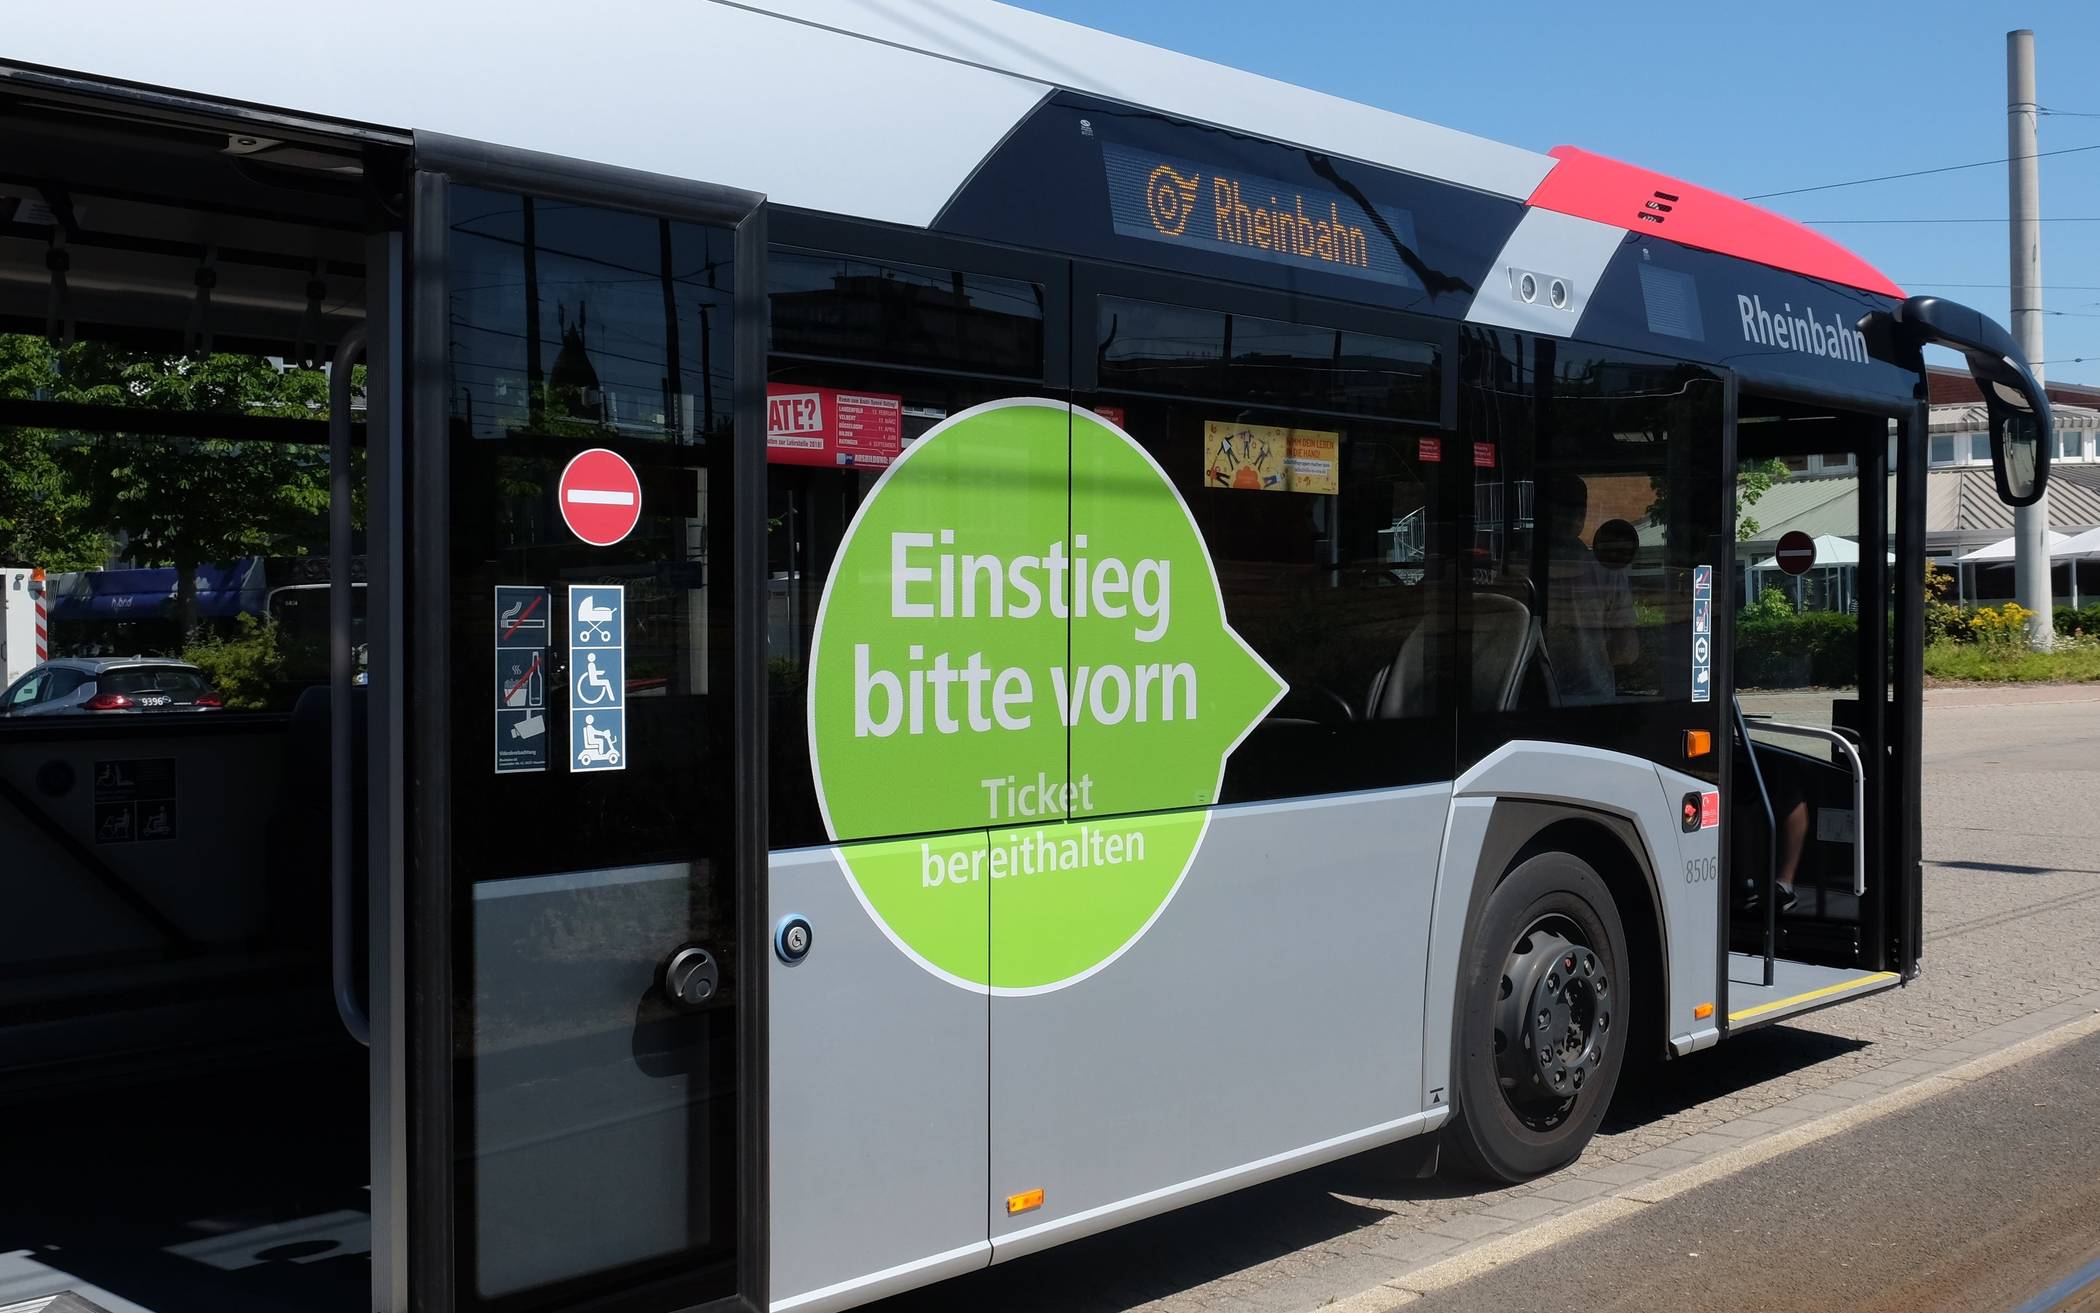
766;384;905;468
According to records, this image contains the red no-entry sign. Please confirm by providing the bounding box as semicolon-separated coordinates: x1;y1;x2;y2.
558;448;642;546
1774;530;1817;577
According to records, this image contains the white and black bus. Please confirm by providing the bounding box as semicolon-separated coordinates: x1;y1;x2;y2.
0;4;2051;1312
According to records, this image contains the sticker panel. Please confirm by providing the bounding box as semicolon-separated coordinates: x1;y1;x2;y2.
1691;564;1713;704
494;586;550;774
569;584;626;773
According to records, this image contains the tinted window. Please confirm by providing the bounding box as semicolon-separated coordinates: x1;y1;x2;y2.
771;251;1044;378
1094;296;1450;803
100;668;207;694
1100;296;1439;423
1464;334;1725;763
444;187;740;1309
766;248;1051;848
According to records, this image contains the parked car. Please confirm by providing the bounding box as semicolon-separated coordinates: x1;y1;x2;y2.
0;657;224;716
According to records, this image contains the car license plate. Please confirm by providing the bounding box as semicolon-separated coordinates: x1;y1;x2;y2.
136;695;171;707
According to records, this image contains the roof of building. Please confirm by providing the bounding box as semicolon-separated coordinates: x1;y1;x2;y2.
1943;463;2100;538
1743;464;2100;549
1930;401;2100;432
1927;365;2100;409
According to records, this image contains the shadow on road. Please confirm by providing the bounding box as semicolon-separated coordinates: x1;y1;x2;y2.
867;1023;1869;1312
1602;1022;1869;1135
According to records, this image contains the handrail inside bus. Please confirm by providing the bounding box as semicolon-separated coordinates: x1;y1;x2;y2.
1730;697;1781;989
330;327;370;1048
1740;718;1869;901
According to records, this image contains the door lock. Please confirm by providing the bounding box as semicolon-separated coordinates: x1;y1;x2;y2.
776;914;813;964
663;946;720;1007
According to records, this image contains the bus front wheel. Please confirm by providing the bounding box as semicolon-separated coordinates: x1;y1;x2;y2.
1444;850;1630;1183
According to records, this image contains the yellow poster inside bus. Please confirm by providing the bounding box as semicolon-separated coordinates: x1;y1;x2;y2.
1202;420;1338;495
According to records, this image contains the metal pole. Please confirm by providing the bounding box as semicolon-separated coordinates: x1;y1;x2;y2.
2009;29;2054;647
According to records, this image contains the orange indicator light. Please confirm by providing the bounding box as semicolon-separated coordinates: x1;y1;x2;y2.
1694;1002;1715;1020
1684;730;1713;758
1006;1188;1045;1215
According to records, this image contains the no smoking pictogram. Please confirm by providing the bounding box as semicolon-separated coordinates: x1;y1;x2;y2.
558;448;642;546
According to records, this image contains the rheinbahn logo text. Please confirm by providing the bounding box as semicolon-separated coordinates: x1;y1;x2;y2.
1737;294;1869;364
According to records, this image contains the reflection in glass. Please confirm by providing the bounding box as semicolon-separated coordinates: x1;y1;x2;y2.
445;187;738;1310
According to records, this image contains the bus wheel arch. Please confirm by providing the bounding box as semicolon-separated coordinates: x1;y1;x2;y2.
1442;805;1667;1182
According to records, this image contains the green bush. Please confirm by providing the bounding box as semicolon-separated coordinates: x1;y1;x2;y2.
2054;603;2100;638
1925;561;1966;642
182;615;284;710
1734;608;1859;688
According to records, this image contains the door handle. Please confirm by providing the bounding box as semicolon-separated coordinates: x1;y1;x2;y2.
330;328;370;1047
663;946;720;1007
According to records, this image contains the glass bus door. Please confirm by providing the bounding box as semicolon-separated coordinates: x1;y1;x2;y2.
1729;396;1900;980
396;152;765;1313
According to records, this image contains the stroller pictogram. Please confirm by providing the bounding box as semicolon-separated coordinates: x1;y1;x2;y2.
575;593;615;643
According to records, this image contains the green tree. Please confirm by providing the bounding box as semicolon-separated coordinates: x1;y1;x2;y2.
1735;456;1792;540
0;334;354;632
0;336;112;570
1644;455;1796;543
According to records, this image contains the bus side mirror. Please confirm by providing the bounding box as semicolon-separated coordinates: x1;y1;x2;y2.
1985;389;2047;507
1860;296;2051;506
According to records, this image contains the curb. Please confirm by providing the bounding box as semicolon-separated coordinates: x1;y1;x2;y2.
1318;1000;2100;1312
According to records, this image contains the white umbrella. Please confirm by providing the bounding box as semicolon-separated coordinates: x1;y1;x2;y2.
1750;534;1884;570
1959;530;2073;564
2059;525;2100;560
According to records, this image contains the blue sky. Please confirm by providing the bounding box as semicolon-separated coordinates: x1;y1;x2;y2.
1008;0;2100;387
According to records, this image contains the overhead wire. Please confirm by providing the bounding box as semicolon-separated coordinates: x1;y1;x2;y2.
1804;217;2100;225
1743;141;2100;199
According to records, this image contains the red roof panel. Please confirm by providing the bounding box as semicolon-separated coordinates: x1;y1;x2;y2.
1527;146;1903;300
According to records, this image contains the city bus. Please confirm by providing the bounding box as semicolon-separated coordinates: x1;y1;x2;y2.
0;4;2053;1312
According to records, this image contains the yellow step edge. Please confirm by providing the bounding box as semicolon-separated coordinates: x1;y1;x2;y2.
1728;970;1900;1024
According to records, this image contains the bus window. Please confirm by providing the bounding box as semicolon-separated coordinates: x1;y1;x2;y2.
1092;294;1451;802
1464;333;1726;756
764;246;1049;849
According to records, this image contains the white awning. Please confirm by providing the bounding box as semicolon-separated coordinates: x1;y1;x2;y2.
2057;525;2100;559
1958;530;2075;563
1751;534;1890;570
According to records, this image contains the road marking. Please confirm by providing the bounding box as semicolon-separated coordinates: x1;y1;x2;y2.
2014;1249;2100;1313
1727;969;1900;1023
1317;1002;2100;1313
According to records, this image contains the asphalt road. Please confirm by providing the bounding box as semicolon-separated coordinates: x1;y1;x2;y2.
1406;1029;2100;1313
866;686;2100;1313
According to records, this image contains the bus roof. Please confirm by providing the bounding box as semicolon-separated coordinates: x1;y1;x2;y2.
3;0;1899;296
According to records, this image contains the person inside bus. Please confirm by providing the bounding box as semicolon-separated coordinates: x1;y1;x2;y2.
1741;745;1810;915
1540;473;1637;704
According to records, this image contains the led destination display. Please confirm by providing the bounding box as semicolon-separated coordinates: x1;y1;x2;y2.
1101;141;1422;289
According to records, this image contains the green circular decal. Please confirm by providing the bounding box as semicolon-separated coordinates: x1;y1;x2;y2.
808;399;1284;993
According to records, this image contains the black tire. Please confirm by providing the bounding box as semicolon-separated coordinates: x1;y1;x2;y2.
1443;849;1630;1183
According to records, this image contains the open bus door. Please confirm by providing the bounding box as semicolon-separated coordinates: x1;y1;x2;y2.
1722;297;2051;1026
387;140;768;1313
